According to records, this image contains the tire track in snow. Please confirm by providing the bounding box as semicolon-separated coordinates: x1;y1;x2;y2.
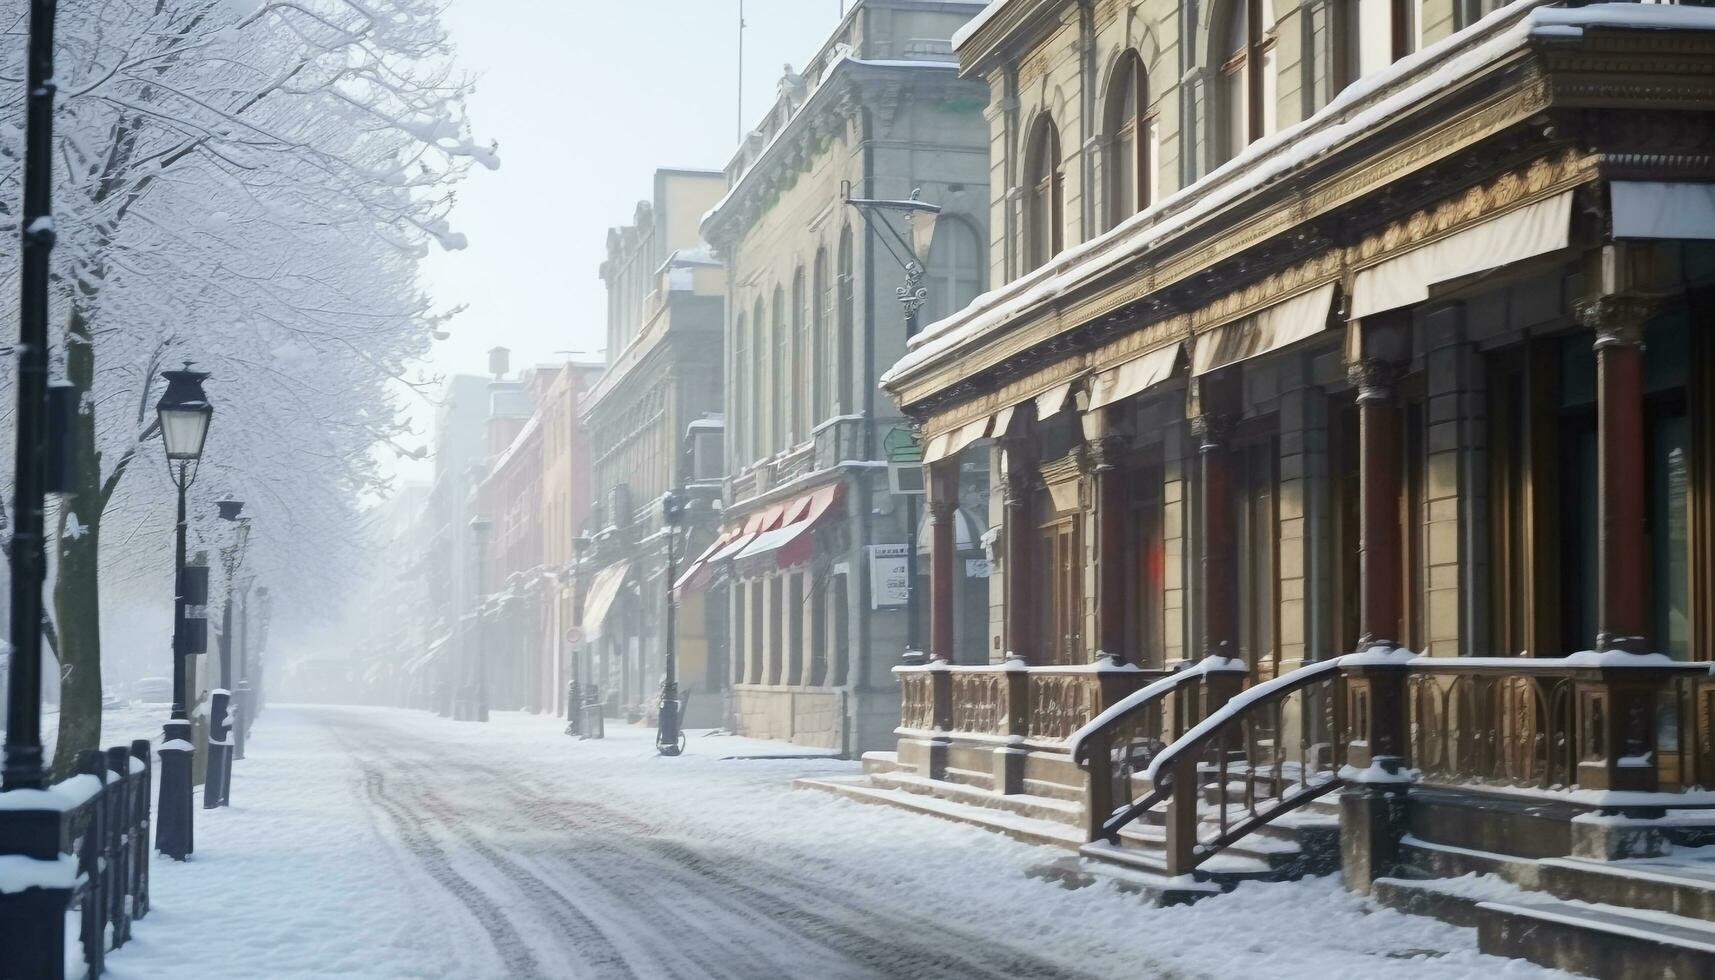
356;766;542;978
333;713;1180;980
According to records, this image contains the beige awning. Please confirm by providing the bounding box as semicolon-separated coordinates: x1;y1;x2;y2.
1034;381;1075;421
1086;342;1182;412
1192;283;1338;376
1350;190;1573;320
579;561;631;641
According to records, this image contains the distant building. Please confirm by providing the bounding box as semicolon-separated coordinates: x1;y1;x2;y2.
694;0;991;752
578;168;727;725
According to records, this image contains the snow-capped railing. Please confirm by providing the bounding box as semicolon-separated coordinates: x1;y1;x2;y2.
0;740;153;980
893;661;1165;745
1077;649;1715;876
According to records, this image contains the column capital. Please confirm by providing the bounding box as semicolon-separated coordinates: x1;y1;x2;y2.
927;496;958;524
1346;357;1400;403
1087;433;1129;473
1188;412;1234;451
1575;294;1654;348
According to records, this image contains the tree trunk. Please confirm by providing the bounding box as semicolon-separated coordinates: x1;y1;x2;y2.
50;303;106;779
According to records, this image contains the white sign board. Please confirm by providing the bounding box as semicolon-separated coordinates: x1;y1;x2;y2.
965;559;991;579
868;544;910;609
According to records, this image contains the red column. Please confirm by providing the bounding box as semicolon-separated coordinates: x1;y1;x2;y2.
1351;359;1403;650
1191;413;1237;661
1091;435;1128;665
1583;297;1653;652
1002;439;1036;664
928;460;959;663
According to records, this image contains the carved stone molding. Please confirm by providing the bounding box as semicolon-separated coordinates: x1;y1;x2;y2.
1346;357;1399;404
1188;413;1234;451
1576;295;1655;349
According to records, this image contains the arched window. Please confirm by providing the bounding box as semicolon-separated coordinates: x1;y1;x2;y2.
836;226;854;415
733;310;748;461
771;286;787;450
1217;0;1276;163
792;266;809;441
1338;0;1413;88
812;247;830;420
1105;52;1152;228
751;297;766;458
924;217;983;326
1024;115;1064;269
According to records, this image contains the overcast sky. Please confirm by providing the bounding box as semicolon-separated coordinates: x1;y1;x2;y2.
392;0;848;483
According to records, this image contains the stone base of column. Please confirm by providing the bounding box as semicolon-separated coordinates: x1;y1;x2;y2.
1340;780;1410;894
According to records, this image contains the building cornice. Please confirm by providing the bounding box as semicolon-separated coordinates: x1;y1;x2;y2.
700;58;967;249
884;7;1715;418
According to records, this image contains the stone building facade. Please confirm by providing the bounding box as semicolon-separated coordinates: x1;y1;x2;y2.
578;168;727;726
692;0;993;752
802;1;1715;971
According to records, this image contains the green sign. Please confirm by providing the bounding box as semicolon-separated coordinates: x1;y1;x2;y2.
883;425;923;463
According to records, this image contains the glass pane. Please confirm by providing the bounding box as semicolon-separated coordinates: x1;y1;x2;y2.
1653;412;1691;659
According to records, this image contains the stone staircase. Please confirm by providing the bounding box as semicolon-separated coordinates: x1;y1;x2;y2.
795;750;1339;904
1374;832;1715;978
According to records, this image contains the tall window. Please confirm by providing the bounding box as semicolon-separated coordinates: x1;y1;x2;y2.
793;266;810;440
836;226;855;415
1105;51;1153;228
733;311;748;461
812;247;830;420
1025;115;1064;270
1338;0;1413;89
751;298;765;459
924;217;983;325
1217;0;1277;163
771;286;786;450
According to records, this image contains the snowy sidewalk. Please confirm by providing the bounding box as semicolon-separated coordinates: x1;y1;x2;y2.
103;706;1570;979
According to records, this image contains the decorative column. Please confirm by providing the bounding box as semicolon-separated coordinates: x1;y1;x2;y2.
1583;296;1652;654
1352;358;1403;652
1190;410;1237;665
928;460;959;664
1090;432;1129;667
1001;436;1038;664
1570;293;1664;801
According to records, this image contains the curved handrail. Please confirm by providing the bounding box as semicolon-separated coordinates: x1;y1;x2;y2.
1068;657;1238;764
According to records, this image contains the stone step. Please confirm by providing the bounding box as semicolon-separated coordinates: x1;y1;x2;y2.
860;751;908;777
1477;897;1715;979
1077;838;1284;884
1538;854;1715;923
867;770;1083;826
1026;853;1221;906
1372;873;1536;929
793;776;1084;850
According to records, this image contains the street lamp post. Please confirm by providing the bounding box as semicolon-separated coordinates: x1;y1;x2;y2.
233;571;255;761
469;515;492;723
655;492;686;757
155;365;213;861
206;499;247;808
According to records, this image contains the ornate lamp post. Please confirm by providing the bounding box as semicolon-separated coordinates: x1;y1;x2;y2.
155;365;213;860
469;515;492;723
655;492;686;757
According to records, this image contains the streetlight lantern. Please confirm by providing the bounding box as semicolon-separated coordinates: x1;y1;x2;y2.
656;490;686;757
156;365;213;460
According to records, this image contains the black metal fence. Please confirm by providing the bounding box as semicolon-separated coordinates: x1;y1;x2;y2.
0;740;152;980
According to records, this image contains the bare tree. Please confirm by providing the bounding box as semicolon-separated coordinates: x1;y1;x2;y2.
0;0;494;772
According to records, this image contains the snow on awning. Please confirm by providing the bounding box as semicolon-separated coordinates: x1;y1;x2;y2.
1034;381;1075;422
1351;190;1573;320
1192;283;1337;377
580;561;631;642
1086;342;1183;412
733;484;843;571
1611;181;1715;241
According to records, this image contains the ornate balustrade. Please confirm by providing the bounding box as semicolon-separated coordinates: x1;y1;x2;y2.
1406;655;1715;793
894;663;1160;745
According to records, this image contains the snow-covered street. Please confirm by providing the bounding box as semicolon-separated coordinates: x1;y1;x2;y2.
100;706;1568;979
